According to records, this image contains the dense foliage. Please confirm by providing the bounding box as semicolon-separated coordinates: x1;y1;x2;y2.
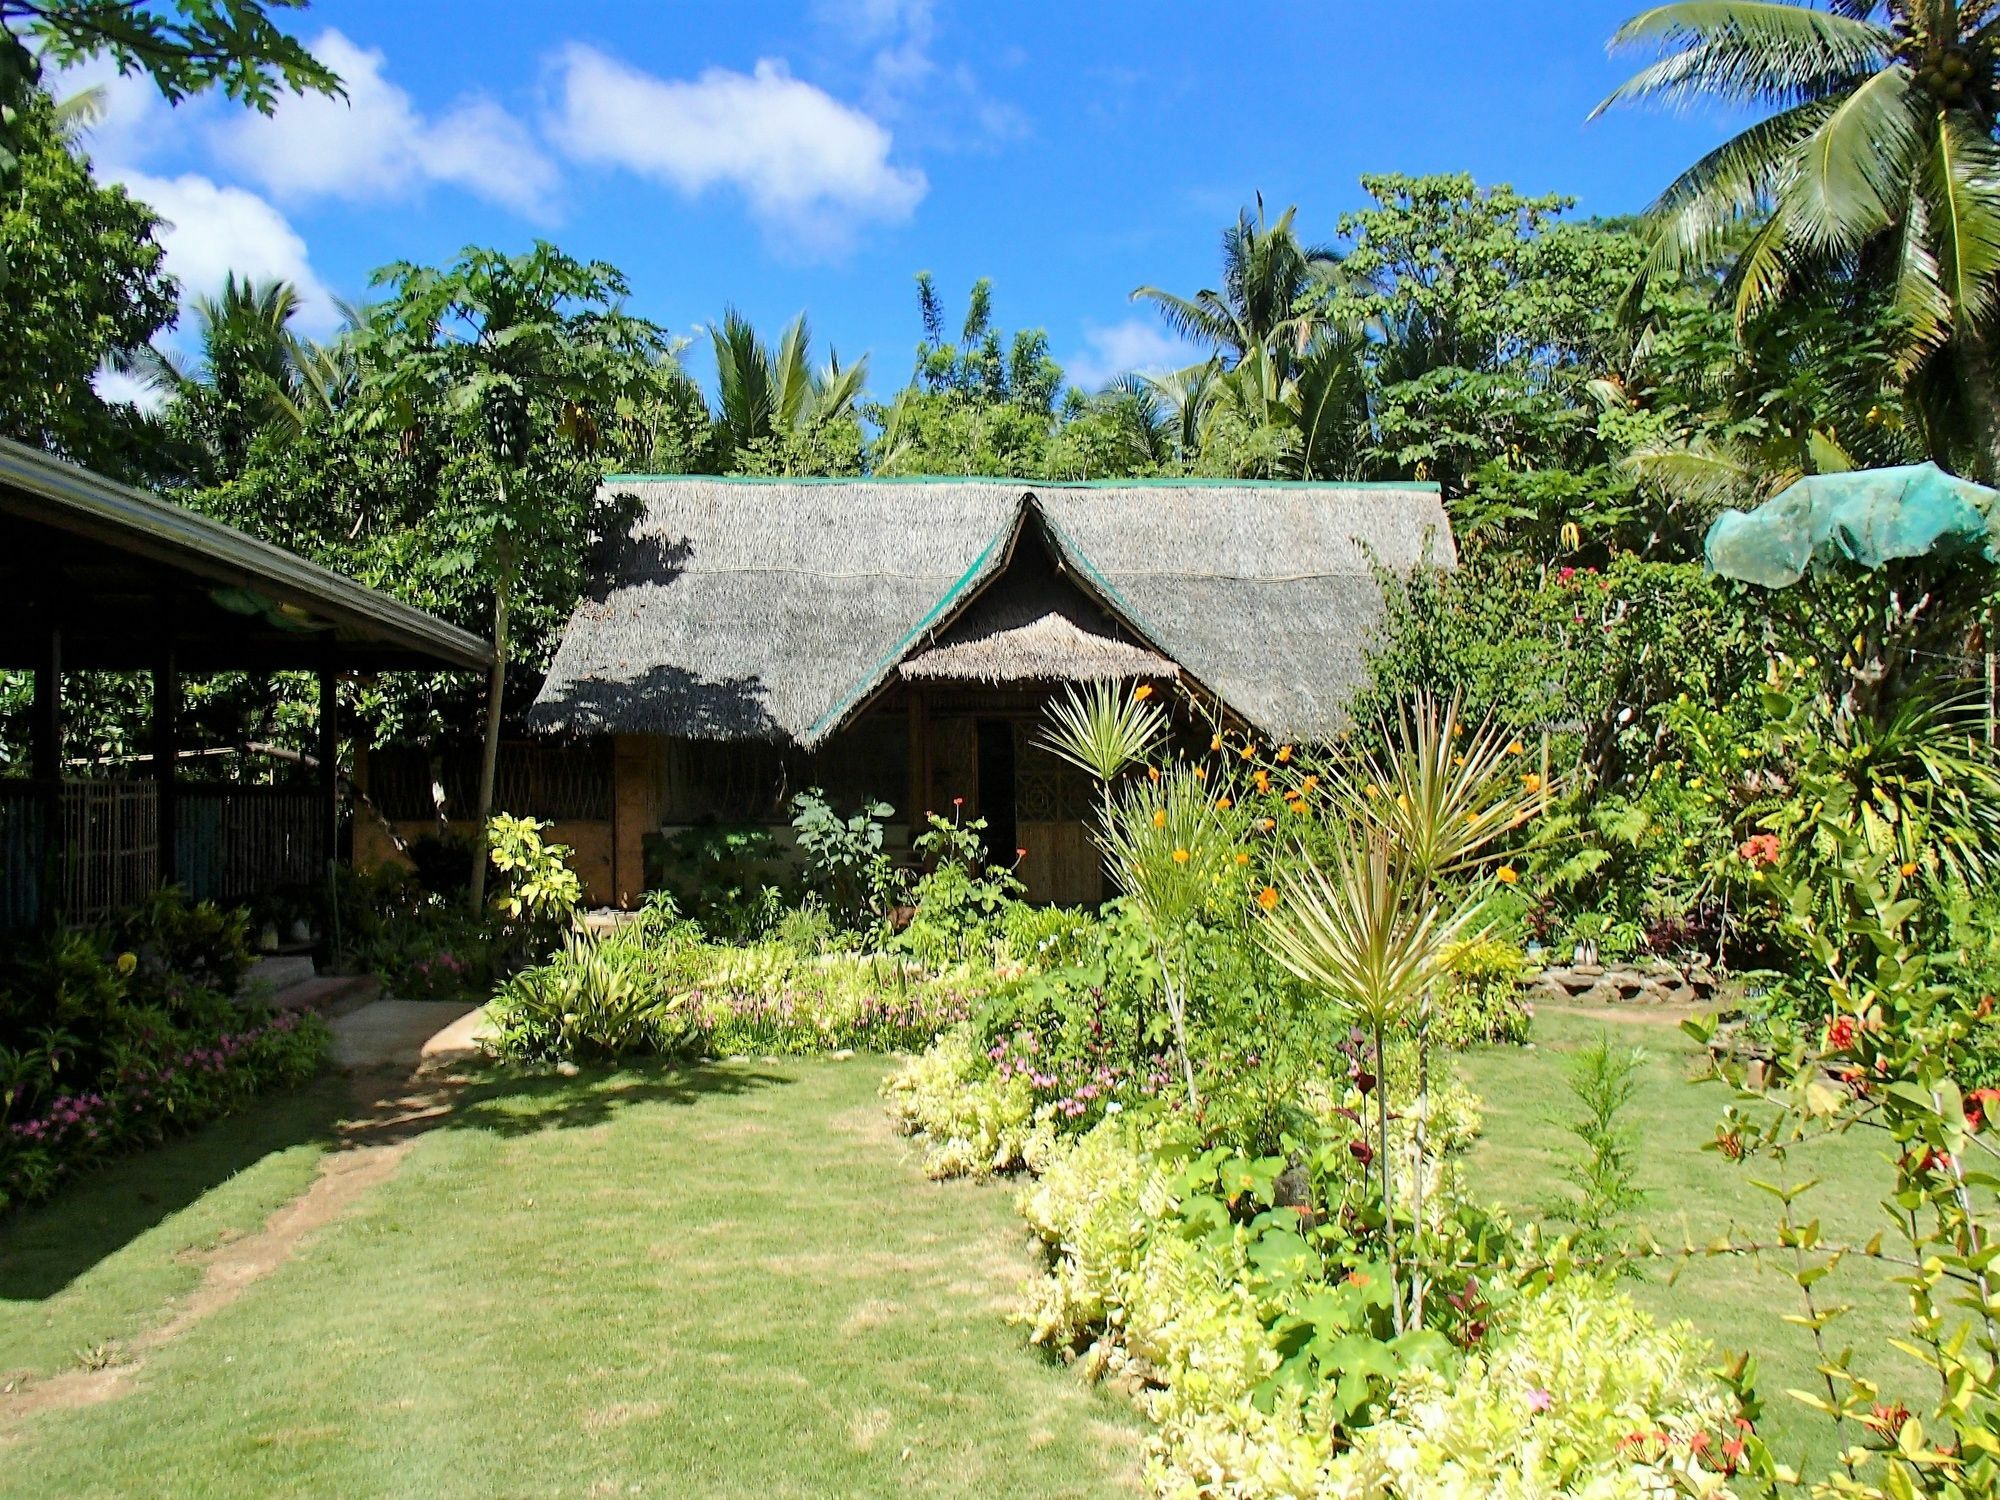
0;889;329;1212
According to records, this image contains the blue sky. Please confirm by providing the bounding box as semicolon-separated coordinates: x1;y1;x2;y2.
78;0;1739;401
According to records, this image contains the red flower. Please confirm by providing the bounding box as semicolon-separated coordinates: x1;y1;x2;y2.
1824;1015;1858;1052
1738;833;1781;868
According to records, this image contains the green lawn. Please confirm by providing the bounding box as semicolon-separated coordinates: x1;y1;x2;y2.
2;1004;1913;1495
1460;1001;1914;1479
1;1059;1141;1499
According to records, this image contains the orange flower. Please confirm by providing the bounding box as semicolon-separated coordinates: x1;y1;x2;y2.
1216;796;1233;810
1254;770;1270;794
1301;774;1319;793
1234;851;1250;866
1239;743;1255;760
1522;773;1543;794
1291;800;1311;817
1151;808;1167;829
1257;886;1279;911
1147;765;1161;783
1134;684;1154;701
1506;740;1525;757
1259;818;1277;831
1496;865;1519;884
1276;745;1294;763
1211;733;1223;752
1193;766;1207;781
1899;860;1918;878
1171;848;1190;864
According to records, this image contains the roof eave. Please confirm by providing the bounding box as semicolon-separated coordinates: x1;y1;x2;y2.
0;438;494;673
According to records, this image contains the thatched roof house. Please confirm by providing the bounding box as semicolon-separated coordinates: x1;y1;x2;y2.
527;476;1453;906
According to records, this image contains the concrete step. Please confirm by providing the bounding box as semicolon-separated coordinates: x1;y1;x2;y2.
238;953;317;999
270;973;381;1018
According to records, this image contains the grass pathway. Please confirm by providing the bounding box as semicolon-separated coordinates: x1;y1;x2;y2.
1;1058;1142;1498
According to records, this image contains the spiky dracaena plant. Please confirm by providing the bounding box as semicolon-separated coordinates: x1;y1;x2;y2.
1261;826;1472;1330
1263;694;1545;1329
1094;766;1253;1113
1040;680;1168;789
1043;682;1245;1112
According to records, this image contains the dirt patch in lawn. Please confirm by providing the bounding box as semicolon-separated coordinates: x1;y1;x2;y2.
0;1062;470;1431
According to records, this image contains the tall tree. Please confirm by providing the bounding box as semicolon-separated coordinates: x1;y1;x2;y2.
0;86;174;474
1132;194;1341;377
114;273;327;484
1596;1;2000;477
355;243;668;904
1;0;339;169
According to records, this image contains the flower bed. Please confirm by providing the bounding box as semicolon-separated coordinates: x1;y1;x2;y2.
1;892;332;1214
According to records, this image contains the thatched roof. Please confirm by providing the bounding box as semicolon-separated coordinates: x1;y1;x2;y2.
901;533;1174;685
530;477;1454;745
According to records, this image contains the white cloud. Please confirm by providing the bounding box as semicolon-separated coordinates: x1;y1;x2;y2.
211;29;556;218
547;45;925;251
110;169;338;335
1065;320;1205;393
92;364;167;415
812;0;1026;147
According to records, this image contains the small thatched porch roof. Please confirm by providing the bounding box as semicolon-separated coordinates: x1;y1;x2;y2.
530;476;1454;746
900;532;1173;685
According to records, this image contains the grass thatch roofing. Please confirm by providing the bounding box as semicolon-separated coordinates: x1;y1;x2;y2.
530;477;1454;746
901;533;1173;685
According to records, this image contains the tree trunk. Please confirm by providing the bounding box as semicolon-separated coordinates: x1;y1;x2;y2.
1953;331;2000;486
467;531;514;913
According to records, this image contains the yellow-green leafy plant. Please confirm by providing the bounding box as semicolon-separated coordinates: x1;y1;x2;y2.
1041;679;1168;790
486;813;583;929
1326;1279;1745;1498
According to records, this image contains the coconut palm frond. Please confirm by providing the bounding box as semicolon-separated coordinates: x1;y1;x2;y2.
1597;2;1892;115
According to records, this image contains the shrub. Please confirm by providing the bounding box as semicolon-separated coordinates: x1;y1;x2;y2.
1326;1280;1745;1497
0;894;331;1213
1432;936;1535;1050
485;933;702;1063
880;1026;1049;1177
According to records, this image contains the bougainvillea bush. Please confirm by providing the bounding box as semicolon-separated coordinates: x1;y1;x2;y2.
0;891;331;1213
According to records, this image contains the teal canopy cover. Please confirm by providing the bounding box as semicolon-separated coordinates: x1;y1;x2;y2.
1704;462;2000;589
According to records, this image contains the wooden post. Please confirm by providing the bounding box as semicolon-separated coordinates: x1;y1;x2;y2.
32;622;62;924
317;666;339;874
906;687;928;848
154;650;179;890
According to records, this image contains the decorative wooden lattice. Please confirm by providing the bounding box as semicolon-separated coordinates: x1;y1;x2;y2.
368;741;613;823
175;786;323;905
1013;729;1096;822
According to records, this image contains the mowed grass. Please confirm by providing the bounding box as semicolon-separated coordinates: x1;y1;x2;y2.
0;1059;1140;1499
1460;1001;1916;1478
4;1001;1917;1495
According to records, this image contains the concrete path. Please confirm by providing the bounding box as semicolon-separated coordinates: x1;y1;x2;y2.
327;999;483;1072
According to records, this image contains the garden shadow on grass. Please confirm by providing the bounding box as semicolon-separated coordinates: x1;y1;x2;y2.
0;1075;355;1303
0;1060;791;1301
430;1059;793;1141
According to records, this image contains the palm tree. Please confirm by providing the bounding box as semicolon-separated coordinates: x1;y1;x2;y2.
1133;195;1343;375
709;309;868;461
1595;2;2000;477
112;274;323;478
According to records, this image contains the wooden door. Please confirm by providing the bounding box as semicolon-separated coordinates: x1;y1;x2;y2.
1014;728;1104;907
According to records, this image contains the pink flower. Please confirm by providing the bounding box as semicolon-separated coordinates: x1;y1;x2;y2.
1526;1388;1554;1414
